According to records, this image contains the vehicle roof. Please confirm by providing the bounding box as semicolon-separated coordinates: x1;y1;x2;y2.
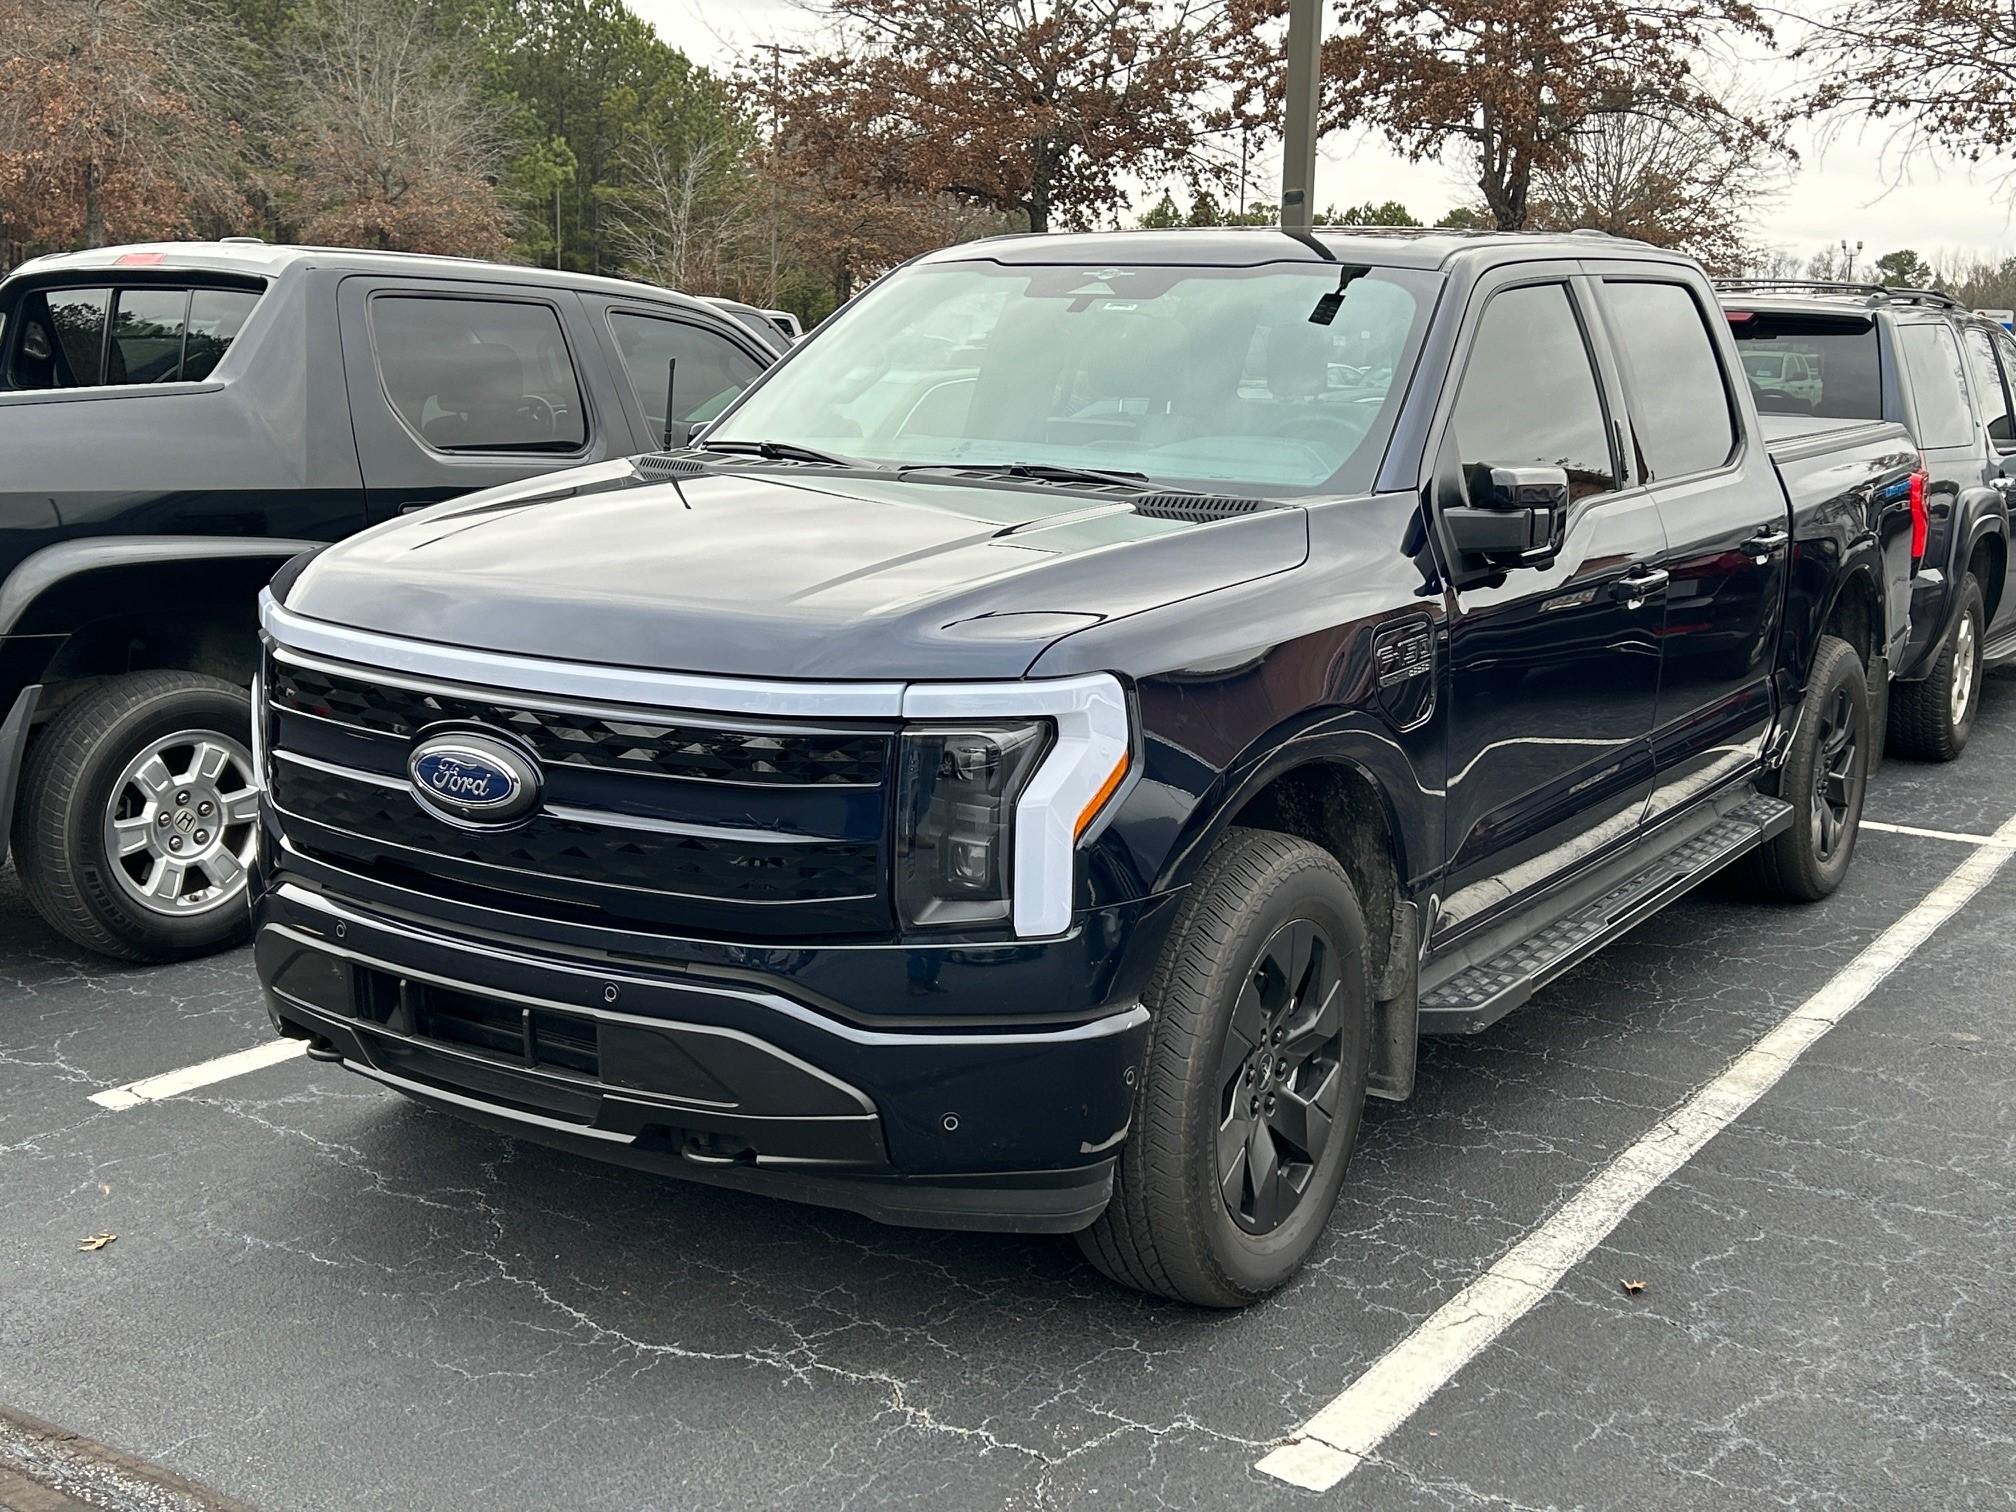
1713;284;1987;326
3;240;721;313
916;225;1697;272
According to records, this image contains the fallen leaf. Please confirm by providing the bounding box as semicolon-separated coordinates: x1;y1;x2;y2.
79;1233;117;1252
98;1183;111;1195
1620;1278;1646;1295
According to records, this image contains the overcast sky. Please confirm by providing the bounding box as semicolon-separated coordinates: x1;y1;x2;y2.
637;0;2014;268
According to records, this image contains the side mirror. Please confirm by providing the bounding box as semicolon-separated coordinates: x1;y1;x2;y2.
1444;464;1569;565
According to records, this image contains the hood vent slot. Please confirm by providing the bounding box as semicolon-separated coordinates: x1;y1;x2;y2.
633;452;708;478
1131;493;1287;523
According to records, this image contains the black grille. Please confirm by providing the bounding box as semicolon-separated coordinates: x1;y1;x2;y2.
272;761;881;906
272;661;888;788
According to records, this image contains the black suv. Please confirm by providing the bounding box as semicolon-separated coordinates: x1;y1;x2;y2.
255;231;1915;1305
0;241;782;962
1718;281;2016;758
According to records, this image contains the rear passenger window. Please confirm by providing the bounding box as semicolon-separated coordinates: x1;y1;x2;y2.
370;296;587;453
1961;326;2013;448
1451;282;1617;502
1603;281;1737;478
183;289;260;381
609;312;764;438
3;283;261;390
1899;323;1974;449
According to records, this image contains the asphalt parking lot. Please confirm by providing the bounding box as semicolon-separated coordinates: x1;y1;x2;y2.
6;682;2016;1511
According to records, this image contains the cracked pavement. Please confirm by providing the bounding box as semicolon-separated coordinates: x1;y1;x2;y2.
5;680;2016;1509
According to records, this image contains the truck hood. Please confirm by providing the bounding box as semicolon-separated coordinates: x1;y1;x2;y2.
280;461;1310;680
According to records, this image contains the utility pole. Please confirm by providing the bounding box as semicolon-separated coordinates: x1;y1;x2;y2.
754;41;808;308
1280;0;1323;232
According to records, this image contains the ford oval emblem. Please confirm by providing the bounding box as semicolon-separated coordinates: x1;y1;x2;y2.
407;732;541;826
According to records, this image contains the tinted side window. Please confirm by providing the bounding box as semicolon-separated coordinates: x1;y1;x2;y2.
184;289;260;381
1961;326;2013;447
1604;280;1736;479
1899;323;1973;449
370;296;587;453
1451;282;1616;502
5;287;111;389
609;312;764;438
108;288;190;383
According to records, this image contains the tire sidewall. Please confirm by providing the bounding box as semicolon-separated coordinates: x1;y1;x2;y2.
52;682;254;957
1784;640;1869;896
1172;857;1371;1299
1945;576;1985;750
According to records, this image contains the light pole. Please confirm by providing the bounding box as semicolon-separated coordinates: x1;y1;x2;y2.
1280;0;1323;232
754;41;808;308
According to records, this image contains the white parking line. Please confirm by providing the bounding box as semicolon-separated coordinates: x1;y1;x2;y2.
89;1040;306;1111
1860;818;2015;848
1258;808;2016;1492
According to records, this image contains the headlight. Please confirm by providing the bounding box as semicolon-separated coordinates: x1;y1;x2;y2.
897;673;1132;938
895;723;1050;928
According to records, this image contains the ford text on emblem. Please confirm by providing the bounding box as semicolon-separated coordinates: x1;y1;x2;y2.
407;733;541;826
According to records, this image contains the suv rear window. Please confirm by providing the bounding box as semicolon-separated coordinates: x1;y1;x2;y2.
1724;310;1880;421
3;284;260;390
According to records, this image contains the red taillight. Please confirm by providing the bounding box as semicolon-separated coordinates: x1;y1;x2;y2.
1909;468;1929;564
1725;309;1756;324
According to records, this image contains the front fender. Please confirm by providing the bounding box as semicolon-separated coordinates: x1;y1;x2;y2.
0;536;325;638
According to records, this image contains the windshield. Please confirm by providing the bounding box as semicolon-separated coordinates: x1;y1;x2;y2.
708;258;1441;495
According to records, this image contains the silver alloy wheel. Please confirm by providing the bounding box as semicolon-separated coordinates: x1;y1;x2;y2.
101;730;259;917
1951;613;1979;729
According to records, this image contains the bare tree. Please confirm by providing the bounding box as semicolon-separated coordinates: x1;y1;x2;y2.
1790;0;2016;201
280;0;511;256
606;136;751;292
1530;104;1786;271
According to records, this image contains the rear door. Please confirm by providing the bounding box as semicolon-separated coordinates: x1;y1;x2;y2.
584;300;773;451
1431;268;1666;943
337;277;633;521
1595;272;1786;825
1959;323;2016;638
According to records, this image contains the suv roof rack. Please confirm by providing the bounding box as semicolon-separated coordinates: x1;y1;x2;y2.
1713;278;1968;313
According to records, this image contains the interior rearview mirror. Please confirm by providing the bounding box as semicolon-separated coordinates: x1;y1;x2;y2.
1445;464;1569;566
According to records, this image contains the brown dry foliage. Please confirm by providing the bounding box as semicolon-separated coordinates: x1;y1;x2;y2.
774;0;1235;234
1229;0;1776;232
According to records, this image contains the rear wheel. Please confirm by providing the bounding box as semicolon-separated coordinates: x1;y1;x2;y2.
13;672;258;962
1741;635;1868;902
1077;829;1371;1307
1889;573;1984;762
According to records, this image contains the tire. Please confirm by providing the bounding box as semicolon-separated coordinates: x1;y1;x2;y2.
1741;635;1869;902
1889;573;1984;762
1077;829;1372;1307
12;672;258;963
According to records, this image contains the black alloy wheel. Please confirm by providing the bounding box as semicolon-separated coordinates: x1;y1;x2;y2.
1216;919;1346;1236
1810;681;1858;866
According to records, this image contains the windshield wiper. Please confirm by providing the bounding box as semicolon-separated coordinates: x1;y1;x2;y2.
899;461;1151;490
697;438;860;466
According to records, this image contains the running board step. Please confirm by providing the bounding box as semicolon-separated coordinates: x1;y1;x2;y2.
1418;795;1794;1036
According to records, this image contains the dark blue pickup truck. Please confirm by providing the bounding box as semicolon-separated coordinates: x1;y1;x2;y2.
252;229;1918;1305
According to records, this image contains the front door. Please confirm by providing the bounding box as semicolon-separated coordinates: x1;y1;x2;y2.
336;276;629;521
1594;275;1785;824
1434;274;1665;945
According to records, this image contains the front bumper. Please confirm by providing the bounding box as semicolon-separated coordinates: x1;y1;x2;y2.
255;879;1155;1233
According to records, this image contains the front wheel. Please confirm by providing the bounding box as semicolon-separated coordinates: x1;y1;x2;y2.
1889;573;1984;762
1077;829;1371;1307
1742;635;1869;902
12;672;258;962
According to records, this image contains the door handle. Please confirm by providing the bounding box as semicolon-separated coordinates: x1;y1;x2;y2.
1741;527;1790;563
1610;567;1669;608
